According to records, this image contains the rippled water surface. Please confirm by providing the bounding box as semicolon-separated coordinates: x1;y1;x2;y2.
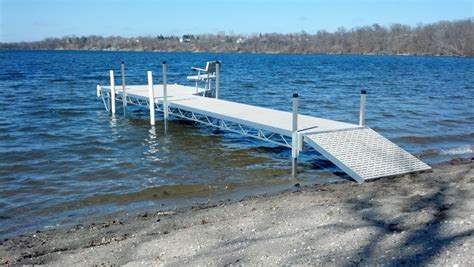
0;51;473;237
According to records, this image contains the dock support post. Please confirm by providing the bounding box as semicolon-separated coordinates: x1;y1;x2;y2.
96;84;101;97
215;61;220;99
162;61;169;120
147;71;155;126
292;93;299;178
109;70;116;114
359;90;366;126
121;62;127;113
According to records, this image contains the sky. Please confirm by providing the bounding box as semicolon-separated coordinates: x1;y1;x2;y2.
0;0;472;42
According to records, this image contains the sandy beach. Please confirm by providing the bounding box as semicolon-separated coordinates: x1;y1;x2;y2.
1;158;472;265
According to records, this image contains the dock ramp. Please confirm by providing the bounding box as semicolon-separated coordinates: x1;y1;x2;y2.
303;127;431;183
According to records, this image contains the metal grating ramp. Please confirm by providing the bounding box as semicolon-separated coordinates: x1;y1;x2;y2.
304;127;431;183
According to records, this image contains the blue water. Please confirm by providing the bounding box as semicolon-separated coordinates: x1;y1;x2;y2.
0;50;473;238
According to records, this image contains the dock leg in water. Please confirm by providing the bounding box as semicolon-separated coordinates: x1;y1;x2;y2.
163;120;168;135
121;62;127;116
147;71;155;126
162;61;169;121
215;61;220;99
162;62;169;134
107;92;111;112
291;93;299;178
359;90;367;126
109;70;116;115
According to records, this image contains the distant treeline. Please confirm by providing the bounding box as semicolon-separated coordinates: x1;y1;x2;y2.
1;19;472;56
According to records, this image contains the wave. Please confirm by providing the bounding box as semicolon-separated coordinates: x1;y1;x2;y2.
396;133;474;144
439;145;474;156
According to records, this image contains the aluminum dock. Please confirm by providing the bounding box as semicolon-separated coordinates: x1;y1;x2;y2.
97;62;431;183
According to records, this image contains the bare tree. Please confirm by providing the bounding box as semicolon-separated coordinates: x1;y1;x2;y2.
1;19;472;56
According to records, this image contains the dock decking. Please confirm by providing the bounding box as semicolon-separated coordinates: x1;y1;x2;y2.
102;84;357;136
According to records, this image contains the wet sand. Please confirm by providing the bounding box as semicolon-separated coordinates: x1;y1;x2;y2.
1;159;473;265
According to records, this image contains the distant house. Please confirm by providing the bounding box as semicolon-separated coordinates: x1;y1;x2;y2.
179;35;193;43
236;37;245;44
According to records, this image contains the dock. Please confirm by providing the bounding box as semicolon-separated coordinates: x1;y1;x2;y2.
97;62;431;183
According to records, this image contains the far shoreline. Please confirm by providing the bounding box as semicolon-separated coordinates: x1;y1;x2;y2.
0;48;471;58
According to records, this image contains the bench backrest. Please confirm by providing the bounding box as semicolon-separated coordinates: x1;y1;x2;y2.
205;61;217;74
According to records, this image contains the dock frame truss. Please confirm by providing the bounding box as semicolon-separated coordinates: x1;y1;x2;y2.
101;90;293;149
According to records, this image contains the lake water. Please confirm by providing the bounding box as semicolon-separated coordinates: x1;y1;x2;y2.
0;50;473;238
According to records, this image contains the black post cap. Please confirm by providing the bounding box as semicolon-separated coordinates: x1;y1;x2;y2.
361;90;367;94
162;61;167;64
121;61;125;64
293;93;299;98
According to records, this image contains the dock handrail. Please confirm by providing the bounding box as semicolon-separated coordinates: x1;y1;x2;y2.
191;67;207;72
